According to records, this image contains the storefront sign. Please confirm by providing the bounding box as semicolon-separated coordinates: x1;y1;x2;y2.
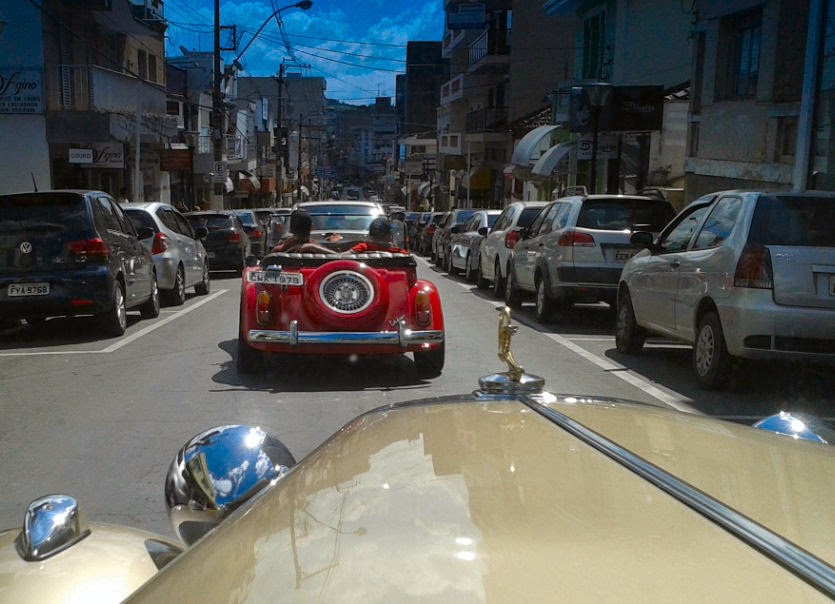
68;143;125;168
0;70;43;114
69;148;94;164
160;148;192;171
576;135;618;160
612;86;663;132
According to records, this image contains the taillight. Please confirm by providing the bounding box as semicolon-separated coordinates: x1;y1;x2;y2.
67;238;109;263
151;232;169;254
734;244;773;289
415;288;432;327
251;229;263;240
229;232;241;243
504;230;520;249
558;230;596;247
256;289;273;325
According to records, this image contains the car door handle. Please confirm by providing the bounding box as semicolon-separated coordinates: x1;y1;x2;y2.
669;260;680;269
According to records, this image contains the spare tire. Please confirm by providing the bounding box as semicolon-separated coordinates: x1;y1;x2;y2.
303;260;389;329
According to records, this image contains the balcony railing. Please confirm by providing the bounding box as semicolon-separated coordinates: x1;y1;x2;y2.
54;64;166;114
468;29;510;66
440;74;466;105
466;107;508;133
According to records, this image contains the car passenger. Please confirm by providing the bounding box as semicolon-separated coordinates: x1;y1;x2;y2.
348;216;409;254
271;210;335;254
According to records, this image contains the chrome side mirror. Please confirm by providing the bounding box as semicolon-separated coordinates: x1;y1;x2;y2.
753;412;835;444
165;425;295;545
15;495;90;561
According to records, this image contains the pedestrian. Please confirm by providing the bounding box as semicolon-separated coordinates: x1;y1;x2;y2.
348;216;409;254
271;209;335;254
118;188;130;204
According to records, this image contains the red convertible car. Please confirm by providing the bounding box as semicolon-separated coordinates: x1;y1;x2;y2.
238;250;445;376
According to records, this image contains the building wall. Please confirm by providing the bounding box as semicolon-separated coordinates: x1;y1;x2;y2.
0;1;52;194
404;42;445;136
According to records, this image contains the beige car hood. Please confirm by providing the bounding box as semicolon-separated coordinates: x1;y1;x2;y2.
129;397;835;602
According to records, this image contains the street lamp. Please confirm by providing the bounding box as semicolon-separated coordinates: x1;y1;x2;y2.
584;82;613;194
212;0;313;209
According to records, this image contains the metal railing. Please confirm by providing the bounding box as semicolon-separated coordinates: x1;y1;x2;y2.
466;107;508;133
468;29;510;66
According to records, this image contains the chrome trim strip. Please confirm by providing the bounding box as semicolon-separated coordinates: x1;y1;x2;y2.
520;396;835;598
248;327;444;347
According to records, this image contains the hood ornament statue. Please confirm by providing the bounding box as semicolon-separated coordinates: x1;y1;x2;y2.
477;306;545;396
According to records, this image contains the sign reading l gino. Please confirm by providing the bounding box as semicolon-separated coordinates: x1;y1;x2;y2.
0;70;43;114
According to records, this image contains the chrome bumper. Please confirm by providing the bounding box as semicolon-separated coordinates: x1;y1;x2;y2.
248;320;444;349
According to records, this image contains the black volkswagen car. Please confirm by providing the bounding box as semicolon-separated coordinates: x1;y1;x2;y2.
0;190;160;336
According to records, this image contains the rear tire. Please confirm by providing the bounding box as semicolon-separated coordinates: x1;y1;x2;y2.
492;259;505;298
465;253;477;282
693;312;731;390
615;289;645;354
476;256;489;289
139;273;161;319
414;343;445;378
99;281;127;337
447;251;458;275
534;277;556;322
166;265;187;306
194;261;210;295
504;268;523;310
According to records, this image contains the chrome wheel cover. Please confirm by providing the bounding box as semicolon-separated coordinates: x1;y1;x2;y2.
695;324;714;376
536;281;546;315
320;270;374;314
115;285;127;330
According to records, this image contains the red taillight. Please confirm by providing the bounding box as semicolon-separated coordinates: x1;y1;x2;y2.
251;229;263;240
151;232;169;254
67;238;109;263
256;289;273;325
558;230;596;247
229;232;241;244
734;244;773;289
504;230;520;249
415;288;432;327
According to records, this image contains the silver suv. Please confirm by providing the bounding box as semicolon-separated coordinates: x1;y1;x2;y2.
505;195;674;322
616;190;835;389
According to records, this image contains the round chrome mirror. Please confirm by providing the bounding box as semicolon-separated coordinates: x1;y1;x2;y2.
165;425;295;545
753;412;835;445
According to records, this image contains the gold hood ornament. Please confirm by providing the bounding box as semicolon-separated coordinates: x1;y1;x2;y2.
477;306;545;396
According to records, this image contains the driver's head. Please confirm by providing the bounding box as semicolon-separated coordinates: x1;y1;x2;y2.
368;216;393;243
289;209;312;237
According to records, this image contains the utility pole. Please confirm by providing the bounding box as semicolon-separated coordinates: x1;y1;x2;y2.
296;113;303;203
212;0;223;210
276;62;285;206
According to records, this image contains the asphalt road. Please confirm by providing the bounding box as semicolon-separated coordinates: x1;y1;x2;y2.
1;256;833;540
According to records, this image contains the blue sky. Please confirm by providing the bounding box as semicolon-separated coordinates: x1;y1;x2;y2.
164;0;444;104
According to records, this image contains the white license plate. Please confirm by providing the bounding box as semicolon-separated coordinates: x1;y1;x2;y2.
615;250;637;261
248;271;303;286
8;282;49;297
830;274;835;296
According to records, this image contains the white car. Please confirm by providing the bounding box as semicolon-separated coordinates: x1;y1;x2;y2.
477;201;548;296
616;190;835;389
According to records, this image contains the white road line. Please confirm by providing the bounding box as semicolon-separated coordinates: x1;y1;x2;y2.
0;290;228;357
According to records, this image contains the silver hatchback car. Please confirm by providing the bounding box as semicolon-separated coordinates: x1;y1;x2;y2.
505;195;675;322
616;190;835;389
122;202;211;305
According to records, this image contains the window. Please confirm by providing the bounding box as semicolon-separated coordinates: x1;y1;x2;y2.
582;12;606;80
659;205;711;253
527;203;553;235
492;207;512;231
137;50;148;80
693;196;743;249
716;9;761;99
536;203;561;236
148;54;158;83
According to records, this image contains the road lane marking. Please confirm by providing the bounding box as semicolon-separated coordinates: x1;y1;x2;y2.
0;290;228;356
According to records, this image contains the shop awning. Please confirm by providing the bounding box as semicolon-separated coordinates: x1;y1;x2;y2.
511;125;561;166
238;170;261;193
531;142;575;177
465;167;492;191
225;177;234;193
418;181;432;197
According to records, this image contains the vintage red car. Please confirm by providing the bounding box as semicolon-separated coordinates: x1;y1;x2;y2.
237;250;445;376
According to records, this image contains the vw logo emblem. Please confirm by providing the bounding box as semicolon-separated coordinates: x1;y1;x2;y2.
19;242;33;254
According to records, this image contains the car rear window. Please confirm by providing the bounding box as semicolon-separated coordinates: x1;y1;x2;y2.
233;211;257;227
0;193;94;272
302;204;379;216
748;195;835;247
576;198;675;231
188;214;233;230
123;208;156;234
517;207;543;228
454;210;476;225
487;214;500;228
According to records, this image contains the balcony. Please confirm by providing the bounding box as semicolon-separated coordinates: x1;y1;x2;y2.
53;64;166;114
468;29;510;74
466;107;508;133
442;29;466;58
439;132;464;156
440;74;467;105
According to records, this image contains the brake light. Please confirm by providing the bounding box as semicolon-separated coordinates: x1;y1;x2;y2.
229;232;241;244
558;230;596;247
256;289;273;325
734;244;773;289
67;238;109;263
151;232;169;254
504;230;520;249
251;229;263;240
415;288;432;327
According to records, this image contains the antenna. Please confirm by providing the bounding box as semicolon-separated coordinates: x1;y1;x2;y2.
30;172;38;192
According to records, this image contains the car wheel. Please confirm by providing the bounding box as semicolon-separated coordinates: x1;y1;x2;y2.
195;261;210;295
414;342;445;378
476;256;489;289
492;259;505;298
99;280;127;336
615;289;645;354
465;253;477;282
504;268;523;310
166;265;187;306
693;312;731;390
534;277;556;322
447;251;458;275
139;272;161;319
236;336;263;373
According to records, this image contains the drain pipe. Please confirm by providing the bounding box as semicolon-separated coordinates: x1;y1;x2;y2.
793;0;825;191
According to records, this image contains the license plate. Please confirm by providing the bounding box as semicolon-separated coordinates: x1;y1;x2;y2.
248;271;303;286
615;250;637;261
8;282;49;297
830;274;835;296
